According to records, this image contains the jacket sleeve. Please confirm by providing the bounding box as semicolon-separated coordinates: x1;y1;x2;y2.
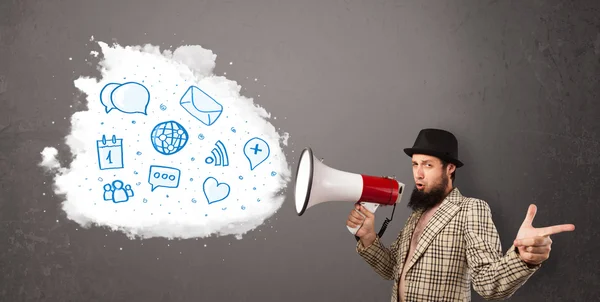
465;199;541;300
355;230;403;280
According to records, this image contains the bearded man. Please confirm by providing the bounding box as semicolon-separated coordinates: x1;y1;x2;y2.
347;128;575;302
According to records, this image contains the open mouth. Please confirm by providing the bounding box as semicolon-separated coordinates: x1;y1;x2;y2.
416;183;424;190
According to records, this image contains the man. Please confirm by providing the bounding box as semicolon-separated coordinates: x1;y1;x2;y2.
346;128;575;302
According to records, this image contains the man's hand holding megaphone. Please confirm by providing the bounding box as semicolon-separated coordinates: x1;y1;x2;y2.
347;204;377;248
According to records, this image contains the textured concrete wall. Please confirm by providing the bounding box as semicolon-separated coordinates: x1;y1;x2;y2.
1;0;598;301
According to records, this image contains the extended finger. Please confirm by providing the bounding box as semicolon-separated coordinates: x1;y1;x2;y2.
520;204;537;228
538;224;575;236
514;236;551;247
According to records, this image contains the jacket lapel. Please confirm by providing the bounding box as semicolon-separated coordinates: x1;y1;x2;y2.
397;209;423;273
403;188;463;273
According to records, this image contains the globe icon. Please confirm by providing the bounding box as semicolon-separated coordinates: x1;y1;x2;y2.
150;120;189;155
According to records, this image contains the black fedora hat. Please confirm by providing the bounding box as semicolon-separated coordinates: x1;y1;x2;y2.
403;128;464;168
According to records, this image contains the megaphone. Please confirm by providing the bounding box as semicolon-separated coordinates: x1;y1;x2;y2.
293;147;405;235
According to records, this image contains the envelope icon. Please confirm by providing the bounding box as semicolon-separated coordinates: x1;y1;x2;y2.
180;85;223;126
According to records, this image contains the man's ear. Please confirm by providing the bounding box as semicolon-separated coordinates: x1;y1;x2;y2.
448;163;456;175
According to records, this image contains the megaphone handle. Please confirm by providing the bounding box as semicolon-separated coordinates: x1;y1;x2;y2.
346;202;380;235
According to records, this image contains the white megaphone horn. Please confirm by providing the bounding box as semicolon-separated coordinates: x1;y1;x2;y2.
293;147;406;236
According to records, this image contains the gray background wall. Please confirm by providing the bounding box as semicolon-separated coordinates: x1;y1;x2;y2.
1;0;599;301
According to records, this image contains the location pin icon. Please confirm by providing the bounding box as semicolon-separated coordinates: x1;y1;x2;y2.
243;137;270;170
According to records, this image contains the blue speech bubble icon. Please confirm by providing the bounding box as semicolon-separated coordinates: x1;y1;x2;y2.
103;82;150;115
243;137;270;171
100;83;120;113
148;165;181;192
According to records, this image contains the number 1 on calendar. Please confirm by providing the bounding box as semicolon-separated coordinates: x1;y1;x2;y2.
106;150;113;164
97;135;124;170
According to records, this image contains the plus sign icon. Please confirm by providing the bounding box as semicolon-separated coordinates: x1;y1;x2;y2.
243;137;271;171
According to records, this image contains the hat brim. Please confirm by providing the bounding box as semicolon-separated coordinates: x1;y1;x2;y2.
403;148;464;168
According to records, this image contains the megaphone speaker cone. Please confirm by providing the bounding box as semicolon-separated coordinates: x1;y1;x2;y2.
294;148;313;215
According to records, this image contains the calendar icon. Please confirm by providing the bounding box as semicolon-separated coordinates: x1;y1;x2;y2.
97;135;124;170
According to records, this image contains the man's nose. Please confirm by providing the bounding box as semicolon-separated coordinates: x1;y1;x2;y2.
416;167;424;178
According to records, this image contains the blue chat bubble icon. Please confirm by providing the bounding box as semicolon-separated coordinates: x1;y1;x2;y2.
108;82;150;115
243;137;270;170
100;83;120;113
148;165;181;192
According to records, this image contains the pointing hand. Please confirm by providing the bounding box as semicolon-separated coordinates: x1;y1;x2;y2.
513;204;575;266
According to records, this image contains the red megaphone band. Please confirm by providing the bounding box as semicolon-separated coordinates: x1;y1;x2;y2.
360;175;399;205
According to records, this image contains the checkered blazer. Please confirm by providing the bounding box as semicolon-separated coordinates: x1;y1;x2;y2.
356;187;541;302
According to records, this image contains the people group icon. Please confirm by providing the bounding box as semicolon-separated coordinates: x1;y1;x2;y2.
103;180;135;203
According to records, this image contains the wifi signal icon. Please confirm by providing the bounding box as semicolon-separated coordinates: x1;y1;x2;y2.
205;140;229;166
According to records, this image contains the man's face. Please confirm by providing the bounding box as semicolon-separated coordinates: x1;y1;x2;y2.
411;154;447;193
407;154;453;212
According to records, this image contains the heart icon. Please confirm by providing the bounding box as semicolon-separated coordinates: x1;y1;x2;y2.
203;177;230;204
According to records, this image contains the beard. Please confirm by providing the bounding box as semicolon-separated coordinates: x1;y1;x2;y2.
407;174;450;212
